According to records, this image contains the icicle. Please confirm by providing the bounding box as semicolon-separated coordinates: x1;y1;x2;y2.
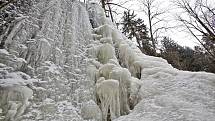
96;79;120;121
97;43;117;64
109;67;131;115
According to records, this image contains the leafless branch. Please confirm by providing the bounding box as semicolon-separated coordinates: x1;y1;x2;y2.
106;2;130;11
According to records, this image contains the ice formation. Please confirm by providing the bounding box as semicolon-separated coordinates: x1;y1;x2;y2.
96;78;120;121
109;67;131;115
1;0;93;120
0;0;215;121
97;43;117;64
0;86;33;120
87;1;215;121
128;77;142;110
81;100;102;121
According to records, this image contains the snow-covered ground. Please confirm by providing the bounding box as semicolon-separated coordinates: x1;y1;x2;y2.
115;71;215;121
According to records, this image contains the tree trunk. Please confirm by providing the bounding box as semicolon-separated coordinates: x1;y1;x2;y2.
107;3;114;22
148;8;156;55
101;0;106;16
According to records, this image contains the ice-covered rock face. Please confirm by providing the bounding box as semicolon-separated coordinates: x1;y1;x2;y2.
0;49;35;121
87;2;135;120
1;0;215;121
1;0;94;121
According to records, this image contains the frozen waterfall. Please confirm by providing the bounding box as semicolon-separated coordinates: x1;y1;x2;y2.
0;0;93;120
0;0;215;121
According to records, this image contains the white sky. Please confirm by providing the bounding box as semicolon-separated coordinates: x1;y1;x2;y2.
112;0;200;48
81;0;214;48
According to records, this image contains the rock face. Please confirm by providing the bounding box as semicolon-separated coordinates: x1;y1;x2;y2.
0;0;215;121
0;0;93;121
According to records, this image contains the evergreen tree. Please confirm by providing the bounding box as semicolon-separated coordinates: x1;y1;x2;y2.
192;45;215;73
122;10;136;39
161;37;183;69
160;37;215;73
121;10;154;55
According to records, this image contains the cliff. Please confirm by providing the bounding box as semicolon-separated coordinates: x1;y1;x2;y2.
0;0;215;121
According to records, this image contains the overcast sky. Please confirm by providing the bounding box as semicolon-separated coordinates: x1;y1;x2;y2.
111;0;199;48
82;0;214;48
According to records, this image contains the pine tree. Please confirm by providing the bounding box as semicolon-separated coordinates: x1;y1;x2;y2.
121;10;154;55
161;37;183;69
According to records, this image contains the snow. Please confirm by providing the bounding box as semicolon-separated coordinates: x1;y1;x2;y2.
0;0;214;121
115;72;215;121
81;100;102;121
0;49;9;55
0;78;36;87
43;61;61;74
0;85;33;120
0;59;35;120
1;0;93;120
87;2;215;121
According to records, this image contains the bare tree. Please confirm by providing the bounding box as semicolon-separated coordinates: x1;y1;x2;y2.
99;0;130;22
101;0;106;14
139;0;168;53
174;0;215;59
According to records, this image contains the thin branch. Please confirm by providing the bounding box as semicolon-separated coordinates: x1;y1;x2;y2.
106;2;130;10
182;17;215;58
